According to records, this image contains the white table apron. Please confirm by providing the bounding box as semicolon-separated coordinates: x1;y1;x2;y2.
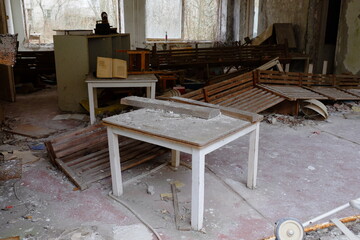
86;78;157;124
106;121;260;231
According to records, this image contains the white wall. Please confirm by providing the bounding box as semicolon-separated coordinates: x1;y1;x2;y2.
123;0;146;49
8;0;27;50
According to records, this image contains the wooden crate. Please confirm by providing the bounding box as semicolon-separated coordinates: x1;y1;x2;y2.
45;124;169;190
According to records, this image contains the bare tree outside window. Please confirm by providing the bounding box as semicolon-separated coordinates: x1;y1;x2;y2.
183;0;219;41
22;0;119;44
145;0;182;40
145;0;219;41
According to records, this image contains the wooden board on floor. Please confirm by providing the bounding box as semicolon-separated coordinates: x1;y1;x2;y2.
5;124;58;139
306;87;360;100
45;124;169;190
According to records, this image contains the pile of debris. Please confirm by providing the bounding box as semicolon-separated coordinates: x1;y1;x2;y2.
264;114;310;127
305;219;360;240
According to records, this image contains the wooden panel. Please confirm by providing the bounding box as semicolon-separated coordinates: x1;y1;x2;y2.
151;44;289;69
257;70;360;87
307;87;360;100
346;89;360;97
257;84;328;100
273;23;297;48
45;124;169;190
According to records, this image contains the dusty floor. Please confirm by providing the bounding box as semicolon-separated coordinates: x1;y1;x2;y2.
1;86;360;240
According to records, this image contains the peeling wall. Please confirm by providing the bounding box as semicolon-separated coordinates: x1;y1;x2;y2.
257;0;310;52
335;0;360;75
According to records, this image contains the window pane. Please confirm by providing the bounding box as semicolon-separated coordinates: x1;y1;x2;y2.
183;0;219;41
23;0;119;44
145;0;182;39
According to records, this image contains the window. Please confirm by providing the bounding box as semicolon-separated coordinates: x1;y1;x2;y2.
183;0;219;41
145;0;182;40
22;0;119;44
145;0;220;41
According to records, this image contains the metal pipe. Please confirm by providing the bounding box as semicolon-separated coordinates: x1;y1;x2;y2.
302;203;350;227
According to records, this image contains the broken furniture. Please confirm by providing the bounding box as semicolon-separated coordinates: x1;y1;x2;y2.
150;43;290;71
86;74;157;124
116;50;151;74
180;70;360;115
252;23;297;49
181;71;285;113
45;124;169;190
103;96;262;230
255;70;360;113
0;34;18;66
13;51;56;87
54;33;130;112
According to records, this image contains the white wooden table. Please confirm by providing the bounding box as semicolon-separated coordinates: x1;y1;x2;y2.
86;74;157;124
103;108;260;231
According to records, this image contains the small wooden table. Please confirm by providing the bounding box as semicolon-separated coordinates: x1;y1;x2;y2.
103;108;260;230
86;74;157;124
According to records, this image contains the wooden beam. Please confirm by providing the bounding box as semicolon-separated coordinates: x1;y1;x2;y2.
121;96;221;119
170;96;263;123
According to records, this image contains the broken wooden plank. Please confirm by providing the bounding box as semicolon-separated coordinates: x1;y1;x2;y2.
170;97;263;123
121;96;221;119
171;183;181;230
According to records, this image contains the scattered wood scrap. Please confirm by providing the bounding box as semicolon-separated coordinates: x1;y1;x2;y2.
45;124;169;190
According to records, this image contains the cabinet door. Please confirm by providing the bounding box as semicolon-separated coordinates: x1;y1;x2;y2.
54;36;89;112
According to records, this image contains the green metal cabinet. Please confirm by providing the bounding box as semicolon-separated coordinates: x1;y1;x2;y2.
54;34;130;112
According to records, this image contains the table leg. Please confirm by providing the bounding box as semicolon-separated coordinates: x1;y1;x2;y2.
148;83;156;99
247;122;260;189
191;149;205;230
171;150;180;168
107;127;123;196
87;84;96;125
93;88;98;109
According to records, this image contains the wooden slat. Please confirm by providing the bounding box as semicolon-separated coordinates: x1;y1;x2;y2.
45;124;170;190
52;127;107;152
257;84;328;100
306;87;360;100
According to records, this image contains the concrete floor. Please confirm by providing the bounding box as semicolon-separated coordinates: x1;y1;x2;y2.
1;87;360;240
